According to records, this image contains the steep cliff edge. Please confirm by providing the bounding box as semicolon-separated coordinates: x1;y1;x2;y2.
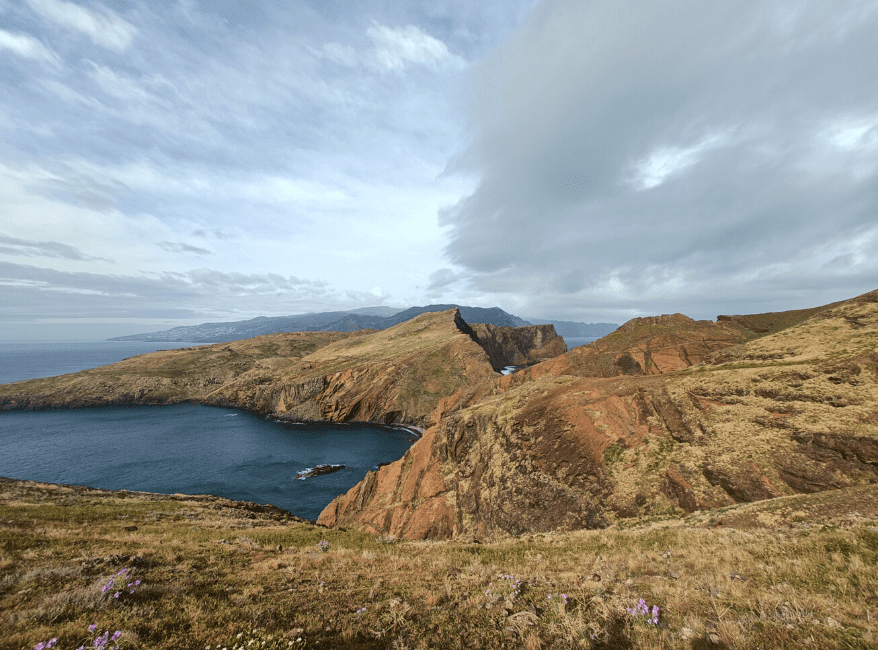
5;292;876;542
321;290;878;539
531;313;748;378
469;323;567;369
0;310;497;429
203;309;498;427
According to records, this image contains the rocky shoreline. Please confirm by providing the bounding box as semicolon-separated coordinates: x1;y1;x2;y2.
267;413;425;439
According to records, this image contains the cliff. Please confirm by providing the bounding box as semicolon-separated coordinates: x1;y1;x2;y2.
0;310;499;429
468;323;567;369
320;290;878;539
4;293;877;542
0;310;562;429
532;313;748;378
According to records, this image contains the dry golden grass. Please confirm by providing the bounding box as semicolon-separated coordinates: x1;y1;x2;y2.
596;295;878;519
2;478;876;650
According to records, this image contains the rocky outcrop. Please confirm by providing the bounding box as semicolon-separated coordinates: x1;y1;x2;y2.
0;310;496;430
296;464;345;478
321;291;878;539
319;376;618;538
5;291;878;541
469;323;567;370
529;313;747;378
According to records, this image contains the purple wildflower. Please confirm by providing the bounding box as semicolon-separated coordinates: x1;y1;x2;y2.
628;598;660;626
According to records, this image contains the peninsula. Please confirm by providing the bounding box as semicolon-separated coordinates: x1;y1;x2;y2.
1;293;876;540
2;291;877;649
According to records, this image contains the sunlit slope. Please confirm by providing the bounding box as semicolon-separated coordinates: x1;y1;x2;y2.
322;290;878;539
3;475;876;650
0;331;351;409
202;308;497;427
0;310;497;428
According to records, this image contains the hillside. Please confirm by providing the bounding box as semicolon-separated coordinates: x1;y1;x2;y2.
1;476;875;650
0;311;563;430
320;290;878;539
2;290;877;648
2;291;876;545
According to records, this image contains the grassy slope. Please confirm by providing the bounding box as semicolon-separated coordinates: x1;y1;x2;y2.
0;310;495;428
1;478;875;650
538;290;878;520
2;296;877;647
0;331;353;409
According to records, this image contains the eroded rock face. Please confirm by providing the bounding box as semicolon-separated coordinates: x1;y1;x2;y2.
320;291;878;539
468;323;567;370
5;292;878;541
321;371;735;538
0;310;498;429
530;314;747;378
319;377;618;538
318;423;456;538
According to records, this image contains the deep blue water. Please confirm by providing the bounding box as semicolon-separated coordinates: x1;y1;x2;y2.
0;342;414;520
0;340;203;385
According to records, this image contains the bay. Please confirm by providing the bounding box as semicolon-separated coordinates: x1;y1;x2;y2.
564;336;601;349
0;341;414;521
0;404;414;521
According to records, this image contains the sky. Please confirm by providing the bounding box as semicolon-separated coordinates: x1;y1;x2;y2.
2;0;877;340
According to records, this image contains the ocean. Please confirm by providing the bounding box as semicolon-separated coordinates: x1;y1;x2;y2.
564;336;601;349
0;341;415;520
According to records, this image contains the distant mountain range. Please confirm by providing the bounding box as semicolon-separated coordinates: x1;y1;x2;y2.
109;305;619;343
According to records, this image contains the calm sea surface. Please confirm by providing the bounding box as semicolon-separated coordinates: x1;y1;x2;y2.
564;336;601;349
0;340;204;385
0;341;415;520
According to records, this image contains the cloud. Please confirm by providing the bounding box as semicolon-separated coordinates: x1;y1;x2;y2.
628;133;728;191
8;159;132;212
314;41;359;67
25;0;135;51
0;28;59;64
192;228;234;240
367;23;456;70
156;241;213;256
440;0;878;320
0;261;336;322
84;60;156;103
0;233;109;262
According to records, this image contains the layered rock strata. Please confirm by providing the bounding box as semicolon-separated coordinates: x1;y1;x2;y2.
321;291;878;539
469;323;567;369
4;293;877;542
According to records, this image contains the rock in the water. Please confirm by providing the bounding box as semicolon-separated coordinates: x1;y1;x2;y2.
296;464;345;479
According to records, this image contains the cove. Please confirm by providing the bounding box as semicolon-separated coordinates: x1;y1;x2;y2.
0;403;415;521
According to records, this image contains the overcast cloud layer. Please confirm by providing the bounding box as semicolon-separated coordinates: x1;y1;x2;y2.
1;0;876;339
439;0;878;323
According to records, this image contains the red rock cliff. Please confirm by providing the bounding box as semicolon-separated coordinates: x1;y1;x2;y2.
320;292;878;539
469;323;567;369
